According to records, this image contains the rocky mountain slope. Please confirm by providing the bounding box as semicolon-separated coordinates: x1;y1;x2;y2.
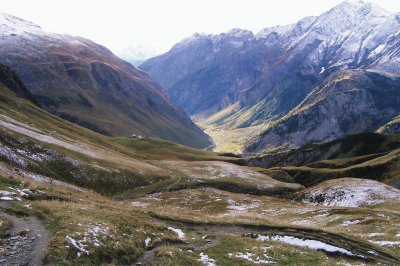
377;115;400;134
0;12;211;149
246;70;400;152
141;0;400;152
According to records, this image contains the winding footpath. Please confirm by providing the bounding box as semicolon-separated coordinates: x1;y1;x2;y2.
0;203;50;266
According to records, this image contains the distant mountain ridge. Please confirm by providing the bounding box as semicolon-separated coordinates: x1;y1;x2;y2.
0;12;211;148
141;0;400;152
117;44;161;66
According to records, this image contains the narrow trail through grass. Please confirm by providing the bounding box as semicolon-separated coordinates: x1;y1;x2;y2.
0;202;50;266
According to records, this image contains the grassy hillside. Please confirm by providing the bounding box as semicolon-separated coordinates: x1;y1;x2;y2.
248;133;400;188
1;69;400;265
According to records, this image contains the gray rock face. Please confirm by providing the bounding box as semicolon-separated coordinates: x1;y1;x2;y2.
0;12;211;149
141;0;400;151
246;70;400;153
377;116;400;135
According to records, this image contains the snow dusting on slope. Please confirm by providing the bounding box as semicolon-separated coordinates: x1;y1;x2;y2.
302;178;400;207
228;252;275;264
65;223;112;257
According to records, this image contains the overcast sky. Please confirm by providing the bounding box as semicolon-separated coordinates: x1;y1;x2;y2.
2;0;400;54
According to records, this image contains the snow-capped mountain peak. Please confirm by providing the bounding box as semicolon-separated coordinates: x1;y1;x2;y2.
0;12;42;35
225;28;254;39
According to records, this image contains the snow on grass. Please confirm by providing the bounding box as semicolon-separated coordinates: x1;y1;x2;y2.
167;227;185;240
341;220;361;227
198;252;216;266
366;233;385;238
290;219;313;226
226;199;260;214
15;148;51;162
0;161;84;192
369;240;400;247
0;187;30;201
0;118;98;159
65;223;112;257
0;144;27;168
0;196;16;201
144;237;151;247
228;252;275;264
9;187;33;197
65;235;89;256
254;234;362;258
368;250;379;256
303;178;400;207
130;201;150;207
0;190;15;196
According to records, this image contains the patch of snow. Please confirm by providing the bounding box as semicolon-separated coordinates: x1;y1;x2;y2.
341;220;361;227
16;149;51;162
65;235;89;256
65;223;111;256
367;250;379;256
226;199;260;214
369;240;400;247
144;237;151;247
198;252;216;266
9;187;32;198
0;144;27;168
366;233;385;238
319;67;326;74
0;196;14;201
167;227;185;240
303;179;400;207
255;234;361;257
228;252;275;264
0;190;15;196
130;202;149;207
290;219;313;226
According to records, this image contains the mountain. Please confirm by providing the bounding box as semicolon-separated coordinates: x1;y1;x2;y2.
117;44;161;66
246;70;400;152
1;61;399;265
0;12;211;149
141;0;400;152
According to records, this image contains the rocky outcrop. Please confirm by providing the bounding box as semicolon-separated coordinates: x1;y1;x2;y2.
377;115;400;135
246;71;400;153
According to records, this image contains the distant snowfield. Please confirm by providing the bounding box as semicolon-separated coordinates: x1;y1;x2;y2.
302;178;400;207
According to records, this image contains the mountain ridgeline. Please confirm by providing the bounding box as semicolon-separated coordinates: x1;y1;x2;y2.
141;0;400;153
0;12;211;149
